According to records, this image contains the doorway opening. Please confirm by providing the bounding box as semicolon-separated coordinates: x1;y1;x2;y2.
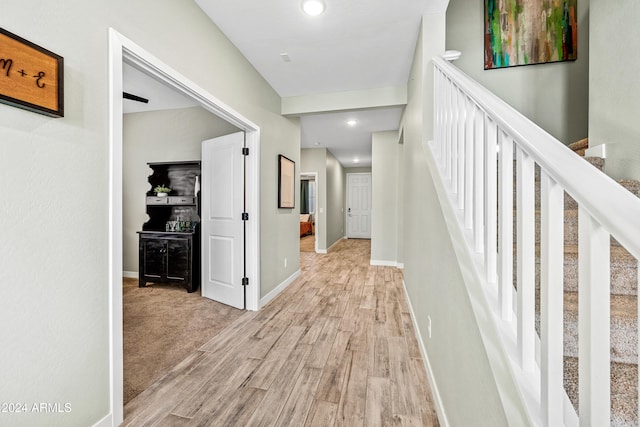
300;172;318;253
109;28;260;426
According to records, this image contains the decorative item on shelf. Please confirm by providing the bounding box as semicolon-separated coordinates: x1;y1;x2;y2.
166;219;198;232
154;185;171;197
194;175;200;195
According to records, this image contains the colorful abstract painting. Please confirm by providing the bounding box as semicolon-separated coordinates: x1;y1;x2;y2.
484;0;577;69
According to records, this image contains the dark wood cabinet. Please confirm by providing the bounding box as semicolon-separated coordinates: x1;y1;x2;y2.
138;161;201;292
138;231;200;292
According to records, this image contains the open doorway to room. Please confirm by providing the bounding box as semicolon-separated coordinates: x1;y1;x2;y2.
109;29;261;425
299;172;318;253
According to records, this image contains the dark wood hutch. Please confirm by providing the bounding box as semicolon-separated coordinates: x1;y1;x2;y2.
137;161;201;292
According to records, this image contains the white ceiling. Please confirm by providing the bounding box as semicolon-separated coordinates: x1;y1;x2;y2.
123;0;448;166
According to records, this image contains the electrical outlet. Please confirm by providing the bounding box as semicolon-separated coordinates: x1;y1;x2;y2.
427;316;432;339
284;257;287;268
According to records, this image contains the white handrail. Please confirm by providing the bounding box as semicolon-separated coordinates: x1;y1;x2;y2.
432;55;640;426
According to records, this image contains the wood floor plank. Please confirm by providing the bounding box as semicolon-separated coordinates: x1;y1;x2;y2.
305;316;341;369
245;343;313;427
304;400;338;427
335;350;368;427
388;336;422;418
316;330;353;403
274;366;324;427
365;377;393;427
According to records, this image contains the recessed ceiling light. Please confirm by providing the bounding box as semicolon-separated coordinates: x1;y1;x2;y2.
302;0;325;16
346;119;358;126
354;158;360;163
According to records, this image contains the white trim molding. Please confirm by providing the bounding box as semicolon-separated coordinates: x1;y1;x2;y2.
402;279;450;427
370;259;399;267
260;270;301;308
122;271;138;279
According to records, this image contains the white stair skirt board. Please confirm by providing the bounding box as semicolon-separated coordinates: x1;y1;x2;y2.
402;279;450;427
585;144;606;158
370;260;399;267
259;269;301;308
123;271;138;279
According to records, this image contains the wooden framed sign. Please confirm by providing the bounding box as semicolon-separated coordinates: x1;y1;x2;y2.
0;28;64;117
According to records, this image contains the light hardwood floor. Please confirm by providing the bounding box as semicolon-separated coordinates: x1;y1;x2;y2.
123;238;439;426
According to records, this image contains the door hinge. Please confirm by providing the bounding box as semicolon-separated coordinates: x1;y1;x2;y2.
242;147;249;156
242;212;249;221
242;277;249;286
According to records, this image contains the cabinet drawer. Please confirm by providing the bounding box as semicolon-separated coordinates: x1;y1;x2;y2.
147;196;169;205
168;196;196;205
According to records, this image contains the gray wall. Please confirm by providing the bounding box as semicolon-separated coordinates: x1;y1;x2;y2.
371;131;399;263
589;0;640;180
326;150;346;247
446;0;590;144
122;106;240;273
0;1;300;425
399;15;521;425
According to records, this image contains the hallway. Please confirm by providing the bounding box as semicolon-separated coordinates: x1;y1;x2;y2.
123;239;439;426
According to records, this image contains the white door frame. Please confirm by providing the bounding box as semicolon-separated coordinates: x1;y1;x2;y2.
346;172;372;239
108;28;261;426
300;172;319;253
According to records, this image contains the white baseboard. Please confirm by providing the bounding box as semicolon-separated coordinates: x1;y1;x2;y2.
316;249;327;254
260;269;301;308
402;279;450;427
122;271;138;278
585;143;606;158
92;412;113;427
370;259;399;267
397;263;404;269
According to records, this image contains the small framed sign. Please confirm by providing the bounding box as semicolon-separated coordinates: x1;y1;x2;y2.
0;28;64;117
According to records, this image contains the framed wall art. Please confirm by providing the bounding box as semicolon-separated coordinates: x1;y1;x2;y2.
484;0;577;70
0;27;64;117
278;155;295;209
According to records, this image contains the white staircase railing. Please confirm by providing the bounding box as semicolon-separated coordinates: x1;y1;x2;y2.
430;55;640;426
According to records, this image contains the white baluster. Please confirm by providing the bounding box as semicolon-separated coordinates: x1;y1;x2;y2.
464;97;474;230
457;88;466;210
578;207;611;426
474;108;485;253
444;77;451;180
498;132;513;320
484;118;498;284
516;148;535;371
540;172;564;425
451;83;458;192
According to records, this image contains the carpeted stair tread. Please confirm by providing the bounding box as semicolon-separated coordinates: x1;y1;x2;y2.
528;243;638;297
536;291;638;364
564;357;638;427
568;138;589;152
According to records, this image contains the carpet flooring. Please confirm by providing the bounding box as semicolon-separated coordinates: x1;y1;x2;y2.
123;278;245;404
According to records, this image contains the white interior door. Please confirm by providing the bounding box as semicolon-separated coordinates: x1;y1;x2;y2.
347;173;372;238
201;132;245;309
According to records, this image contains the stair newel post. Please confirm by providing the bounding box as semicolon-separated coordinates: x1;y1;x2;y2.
473;108;486;253
484;118;498;284
456;88;466;210
464;97;475;230
516;148;536;372
578;207;611;426
540;172;565;425
498;131;514;321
